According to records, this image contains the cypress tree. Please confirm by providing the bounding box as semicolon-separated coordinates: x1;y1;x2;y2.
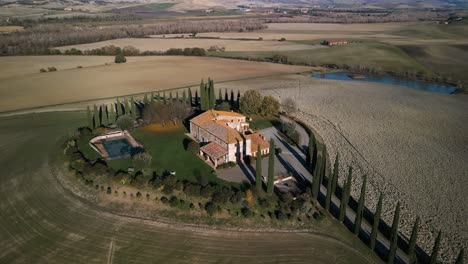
339;166;353;222
183;89;187;105
320;145;327;187
144;94;149;105
98;105;103;126
312;155;322;200
110;103;115;123
151;92;154;104
307;134;316;171
194;90;198;106
209;79;216;109
188;87;193;106
330;154;339;201
390;202;400;242
267;139;275;194
237;90;240;109
325;164;334;210
354;174;367;235
224;88;228;102
131;97;136;120
455;249;464;264
86;106;92;129
388;221;399;264
218;88;222;103
124;98;129;115
407;216;420;263
157;91;161;102
199;79;205;110
370;193;383;251
93;104;98;128
103;104;109;126
230;89;234;106
176;91;179;100
116;98;121;116
169;92;173;103
162;92;166;104
255;144;263;192
429;231;442;264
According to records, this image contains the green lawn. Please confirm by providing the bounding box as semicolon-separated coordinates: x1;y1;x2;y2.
131;126;231;185
248;115;279;130
210;41;430;76
76;133;101;160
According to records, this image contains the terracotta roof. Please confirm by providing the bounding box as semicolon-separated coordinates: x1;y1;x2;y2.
190;110;244;127
191;110;245;144
200;142;228;159
246;132;269;150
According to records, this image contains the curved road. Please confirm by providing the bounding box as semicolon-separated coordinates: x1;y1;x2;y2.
0;112;379;264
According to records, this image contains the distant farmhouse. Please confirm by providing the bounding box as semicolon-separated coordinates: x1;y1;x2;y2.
322;40;348;46
189;110;269;167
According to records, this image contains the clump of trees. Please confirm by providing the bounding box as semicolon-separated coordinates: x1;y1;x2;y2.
142;100;192;125
114;54;126;63
239;90;280;116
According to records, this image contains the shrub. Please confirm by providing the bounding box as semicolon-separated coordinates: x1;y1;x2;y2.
48;67;57;72
169;196;180;207
132;152;152;172
107;186;112;194
187;141;200;155
279;38;286;41
184;184;201;197
275;210;288;220
114;54;127;63
241;207;253;218
116;115;134;131
205;202;217;216
39;68;47;73
200;185;214;198
230;191;243;204
160;196;169;204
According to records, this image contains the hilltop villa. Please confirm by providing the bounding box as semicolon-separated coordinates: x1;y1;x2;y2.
189;110;269;167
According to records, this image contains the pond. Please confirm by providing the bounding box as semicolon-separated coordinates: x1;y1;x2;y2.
312;72;457;94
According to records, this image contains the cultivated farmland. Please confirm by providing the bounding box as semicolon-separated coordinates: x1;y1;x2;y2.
56;37;322;52
0;56;311;113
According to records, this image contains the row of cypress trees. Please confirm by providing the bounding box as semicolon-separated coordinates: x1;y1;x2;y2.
305;131;462;264
86;96;137;129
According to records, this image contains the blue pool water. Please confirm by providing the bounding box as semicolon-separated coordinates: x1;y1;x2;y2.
313;72;457;94
103;138;132;158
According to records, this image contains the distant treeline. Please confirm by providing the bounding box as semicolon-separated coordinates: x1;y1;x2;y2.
59;45;207;56
1;15;143;27
263;11;451;23
0;19;266;56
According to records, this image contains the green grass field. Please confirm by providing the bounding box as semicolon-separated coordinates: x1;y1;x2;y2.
0;111;382;263
211;41;430;75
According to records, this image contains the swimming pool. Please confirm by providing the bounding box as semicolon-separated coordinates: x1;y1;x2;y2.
102;138;132;159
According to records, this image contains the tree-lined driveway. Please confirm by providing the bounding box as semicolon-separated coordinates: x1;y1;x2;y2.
217;117;410;264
